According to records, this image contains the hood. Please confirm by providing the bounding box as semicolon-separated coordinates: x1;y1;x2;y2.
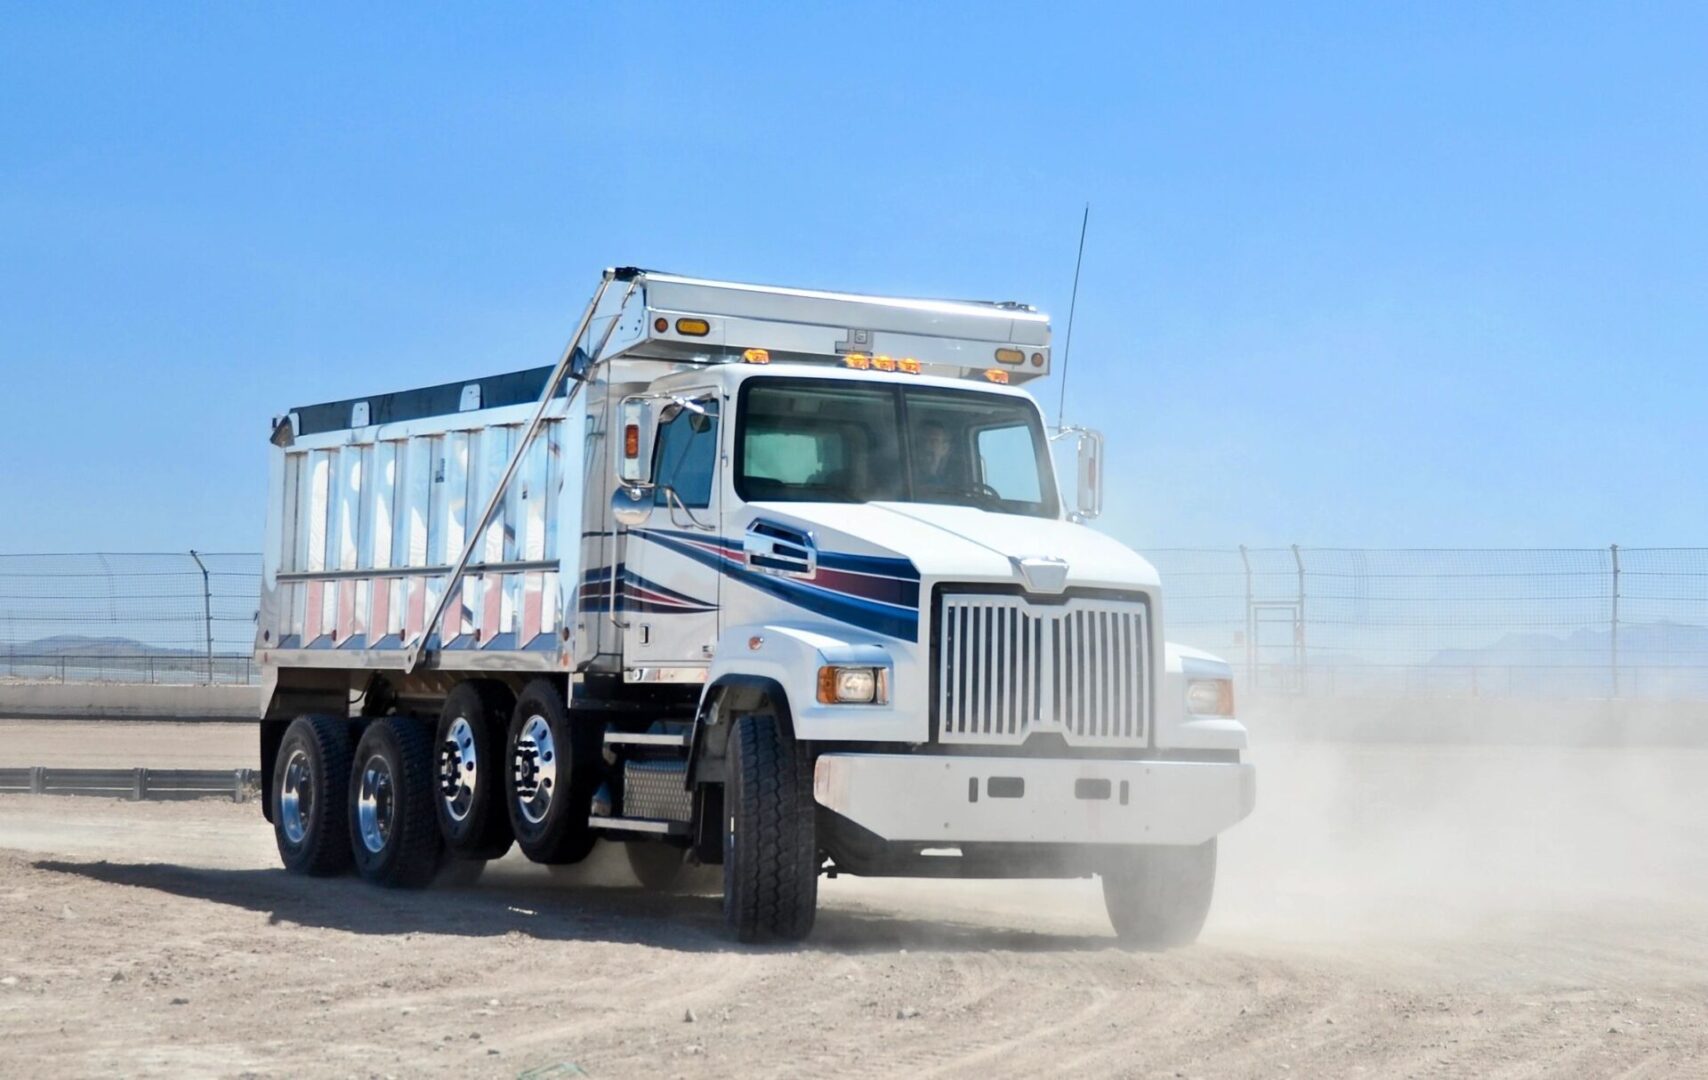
747;501;1160;593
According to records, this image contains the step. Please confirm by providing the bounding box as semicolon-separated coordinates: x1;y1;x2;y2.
588;815;690;836
602;731;690;749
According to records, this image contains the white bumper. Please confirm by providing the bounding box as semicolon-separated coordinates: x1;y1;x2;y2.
813;754;1256;846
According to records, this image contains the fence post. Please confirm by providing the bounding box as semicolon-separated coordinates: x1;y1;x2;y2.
1238;544;1254;687
189;550;215;684
132;767;147;801
1292;544;1307;692
29;766;45;794
1610;543;1620;699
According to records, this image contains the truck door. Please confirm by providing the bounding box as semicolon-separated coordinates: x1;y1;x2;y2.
619;392;722;675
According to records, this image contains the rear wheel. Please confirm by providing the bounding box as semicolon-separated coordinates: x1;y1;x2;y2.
722;713;818;942
272;714;353;876
626;841;687;892
1101;839;1217;949
505;680;599;865
348;716;443;888
434;681;516;860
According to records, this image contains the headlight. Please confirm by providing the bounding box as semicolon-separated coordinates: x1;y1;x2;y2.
1185;677;1234;717
817;665;887;704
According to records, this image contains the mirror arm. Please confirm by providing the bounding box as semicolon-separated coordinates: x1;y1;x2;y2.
663;486;716;532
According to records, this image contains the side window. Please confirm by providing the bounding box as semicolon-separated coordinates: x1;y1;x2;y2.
651;399;719;508
975;423;1043;503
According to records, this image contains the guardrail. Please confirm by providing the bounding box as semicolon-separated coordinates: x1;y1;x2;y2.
0;767;256;803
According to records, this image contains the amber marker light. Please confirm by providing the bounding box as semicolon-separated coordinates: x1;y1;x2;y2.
994;347;1025;365
843;353;871;370
653;317;668;333
983;369;1010;384
898;358;921;374
623;423;640;458
872;355;896;372
675;317;711;336
742;348;771;364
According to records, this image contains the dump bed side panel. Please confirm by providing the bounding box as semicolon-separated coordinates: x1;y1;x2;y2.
257;399;580;674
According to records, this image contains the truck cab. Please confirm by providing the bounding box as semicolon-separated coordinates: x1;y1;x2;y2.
255;269;1254;945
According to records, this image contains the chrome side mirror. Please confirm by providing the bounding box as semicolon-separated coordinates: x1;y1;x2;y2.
1075;427;1103;521
1050;425;1104;522
611;485;651;527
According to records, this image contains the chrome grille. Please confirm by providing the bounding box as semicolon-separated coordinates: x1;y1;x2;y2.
935;593;1151;747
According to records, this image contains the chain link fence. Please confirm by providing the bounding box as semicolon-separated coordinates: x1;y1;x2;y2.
1;548;1705;699
1149;547;1708;699
0;553;260;685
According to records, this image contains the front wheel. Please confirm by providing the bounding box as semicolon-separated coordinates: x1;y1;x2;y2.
722;714;818;942
1101;839;1217;949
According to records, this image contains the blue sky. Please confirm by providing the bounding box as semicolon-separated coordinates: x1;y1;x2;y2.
2;4;1704;554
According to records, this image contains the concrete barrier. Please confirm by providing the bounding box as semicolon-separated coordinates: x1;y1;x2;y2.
0;683;261;722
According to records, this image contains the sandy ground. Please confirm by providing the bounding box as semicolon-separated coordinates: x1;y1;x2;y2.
0;719;1705;1078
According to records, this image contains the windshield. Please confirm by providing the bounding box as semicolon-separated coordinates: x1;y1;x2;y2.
736;378;1060;518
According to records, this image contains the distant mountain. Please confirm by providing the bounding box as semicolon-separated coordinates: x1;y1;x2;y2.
1427;620;1708;696
5;635;199;658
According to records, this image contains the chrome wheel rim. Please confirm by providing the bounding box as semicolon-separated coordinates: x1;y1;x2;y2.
357;752;395;854
513;714;556;826
439;716;478;823
279;747;313;845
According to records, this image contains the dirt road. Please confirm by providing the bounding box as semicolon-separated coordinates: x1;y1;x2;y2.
1;721;1704;1078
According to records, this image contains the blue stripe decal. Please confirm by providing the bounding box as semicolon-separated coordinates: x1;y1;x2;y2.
633;529;919;642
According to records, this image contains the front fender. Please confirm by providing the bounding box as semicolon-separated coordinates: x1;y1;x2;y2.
702;622;925;744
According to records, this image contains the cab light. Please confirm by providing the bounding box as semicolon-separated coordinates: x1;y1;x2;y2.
872;355;896;372
623;423;640;459
818;665;886;704
675;317;711;336
1186;678;1235;717
897;357;922;374
994;347;1026;365
983;369;1010;384
843;353;872;370
742;348;771;364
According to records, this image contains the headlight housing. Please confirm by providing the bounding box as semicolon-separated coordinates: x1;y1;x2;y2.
1185;677;1234;717
817;665;888;705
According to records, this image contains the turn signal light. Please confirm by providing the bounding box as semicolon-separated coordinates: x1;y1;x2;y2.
994;347;1025;365
983;369;1010;384
675;317;711;336
742;348;771;364
623;423;639;458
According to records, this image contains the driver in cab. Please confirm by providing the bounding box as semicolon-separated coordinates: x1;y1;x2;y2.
913;420;968;500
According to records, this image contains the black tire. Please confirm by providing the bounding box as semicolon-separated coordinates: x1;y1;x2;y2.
626;841;687;892
434;680;516;860
272;714;354;877
722;713;818;942
1101;839;1218;949
348;716;443;888
505;679;599;865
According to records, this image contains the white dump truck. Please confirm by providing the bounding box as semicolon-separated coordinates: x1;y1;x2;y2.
255;268;1254;943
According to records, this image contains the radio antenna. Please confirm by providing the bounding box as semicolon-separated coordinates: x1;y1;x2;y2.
1055;203;1090;429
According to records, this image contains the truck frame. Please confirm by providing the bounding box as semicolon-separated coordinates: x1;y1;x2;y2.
255;267;1255;943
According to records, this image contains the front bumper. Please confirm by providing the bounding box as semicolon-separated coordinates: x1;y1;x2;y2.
813;753;1255;847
